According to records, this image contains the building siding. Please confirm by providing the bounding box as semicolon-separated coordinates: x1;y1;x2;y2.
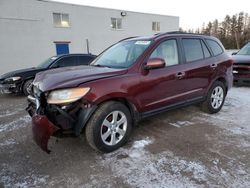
0;0;179;74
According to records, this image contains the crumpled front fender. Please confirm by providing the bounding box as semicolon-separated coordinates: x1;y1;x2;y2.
32;115;59;153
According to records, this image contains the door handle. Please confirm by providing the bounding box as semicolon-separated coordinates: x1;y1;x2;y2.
176;72;185;79
210;63;217;68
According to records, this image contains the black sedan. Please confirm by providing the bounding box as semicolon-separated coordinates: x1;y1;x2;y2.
232;42;250;85
0;53;96;95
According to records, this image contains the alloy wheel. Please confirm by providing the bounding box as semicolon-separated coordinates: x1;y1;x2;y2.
27;82;33;94
100;110;127;146
210;86;224;109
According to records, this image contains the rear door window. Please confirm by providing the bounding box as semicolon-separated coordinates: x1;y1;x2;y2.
206;39;224;56
182;39;204;62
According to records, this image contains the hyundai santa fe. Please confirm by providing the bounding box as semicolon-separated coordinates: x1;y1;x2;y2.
26;32;233;153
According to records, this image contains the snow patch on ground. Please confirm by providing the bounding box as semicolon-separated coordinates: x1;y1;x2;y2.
169;121;194;128
0;138;16;147
0;108;23;118
84;174;113;188
238;139;250;148
128;138;152;158
0;115;30;133
0;164;48;188
97;138;205;188
194;87;250;135
95;137;250;188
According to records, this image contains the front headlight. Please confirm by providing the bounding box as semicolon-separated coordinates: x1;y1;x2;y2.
5;76;21;82
47;87;90;104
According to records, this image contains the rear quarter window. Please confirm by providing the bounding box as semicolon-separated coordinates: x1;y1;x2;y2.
206;39;224;56
201;40;211;58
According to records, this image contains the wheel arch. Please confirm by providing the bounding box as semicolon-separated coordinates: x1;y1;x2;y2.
206;76;228;96
78;95;140;135
201;77;227;114
96;97;140;126
215;77;228;94
21;76;34;88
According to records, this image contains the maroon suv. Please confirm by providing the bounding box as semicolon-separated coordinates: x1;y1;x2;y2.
26;32;233;153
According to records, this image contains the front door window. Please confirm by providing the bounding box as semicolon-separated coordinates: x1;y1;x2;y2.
149;40;179;66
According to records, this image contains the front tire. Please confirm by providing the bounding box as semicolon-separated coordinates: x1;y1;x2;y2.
201;81;226;114
23;79;33;96
85;101;132;152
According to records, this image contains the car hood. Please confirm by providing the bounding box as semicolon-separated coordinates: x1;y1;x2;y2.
33;65;128;92
0;67;43;80
232;55;250;65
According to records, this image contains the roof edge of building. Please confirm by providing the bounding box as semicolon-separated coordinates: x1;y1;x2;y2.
39;0;179;19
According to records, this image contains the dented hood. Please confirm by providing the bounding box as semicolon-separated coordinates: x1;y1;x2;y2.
33;65;127;92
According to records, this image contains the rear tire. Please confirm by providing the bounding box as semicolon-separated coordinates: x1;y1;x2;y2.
201;81;226;114
23;79;33;96
85;101;132;152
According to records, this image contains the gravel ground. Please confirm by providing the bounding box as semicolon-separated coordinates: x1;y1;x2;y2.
0;87;250;188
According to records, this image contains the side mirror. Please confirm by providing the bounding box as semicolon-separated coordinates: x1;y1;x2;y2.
232;52;238;55
144;58;165;70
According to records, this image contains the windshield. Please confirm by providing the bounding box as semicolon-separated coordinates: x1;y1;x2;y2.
37;56;58;68
91;40;151;68
237;43;250;55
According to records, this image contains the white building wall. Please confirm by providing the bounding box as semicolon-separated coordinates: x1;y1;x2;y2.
0;0;179;74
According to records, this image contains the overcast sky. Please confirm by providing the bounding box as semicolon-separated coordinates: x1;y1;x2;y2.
52;0;250;30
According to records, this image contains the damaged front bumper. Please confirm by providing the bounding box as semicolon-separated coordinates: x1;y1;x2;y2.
32;115;59;153
26;94;97;153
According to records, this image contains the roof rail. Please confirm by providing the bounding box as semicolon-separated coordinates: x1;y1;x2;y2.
154;31;197;38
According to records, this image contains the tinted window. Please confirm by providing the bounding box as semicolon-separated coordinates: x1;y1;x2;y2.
56;56;77;67
150;39;179;66
183;39;204;62
201;41;211;58
206;39;223;56
78;56;95;65
37;56;58;68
